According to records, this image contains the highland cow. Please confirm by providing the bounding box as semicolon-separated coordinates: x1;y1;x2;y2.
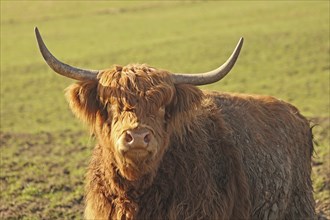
35;27;316;220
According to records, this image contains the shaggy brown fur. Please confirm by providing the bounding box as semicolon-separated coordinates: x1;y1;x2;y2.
65;64;315;219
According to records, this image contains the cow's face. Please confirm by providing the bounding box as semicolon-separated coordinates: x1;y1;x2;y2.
66;64;203;180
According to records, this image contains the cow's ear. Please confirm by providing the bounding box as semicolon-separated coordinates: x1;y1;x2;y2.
65;81;101;126
166;84;203;121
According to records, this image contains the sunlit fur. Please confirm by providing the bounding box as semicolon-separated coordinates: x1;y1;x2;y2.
65;64;315;219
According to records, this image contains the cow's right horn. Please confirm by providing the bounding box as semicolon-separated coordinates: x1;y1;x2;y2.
35;27;99;81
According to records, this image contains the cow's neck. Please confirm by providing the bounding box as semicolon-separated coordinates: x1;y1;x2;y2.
111;164;155;195
99;149;156;199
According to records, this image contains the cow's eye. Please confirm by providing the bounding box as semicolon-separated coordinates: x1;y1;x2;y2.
124;108;135;113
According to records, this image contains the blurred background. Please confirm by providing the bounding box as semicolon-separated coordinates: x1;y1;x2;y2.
1;1;329;219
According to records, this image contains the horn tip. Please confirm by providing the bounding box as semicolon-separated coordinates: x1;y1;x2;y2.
34;27;41;39
239;37;244;44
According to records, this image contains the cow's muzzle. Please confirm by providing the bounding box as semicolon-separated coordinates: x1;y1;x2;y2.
117;127;156;160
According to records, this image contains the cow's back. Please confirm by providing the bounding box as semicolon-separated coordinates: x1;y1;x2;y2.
207;91;315;219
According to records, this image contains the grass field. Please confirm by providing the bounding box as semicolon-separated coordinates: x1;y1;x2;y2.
1;1;329;219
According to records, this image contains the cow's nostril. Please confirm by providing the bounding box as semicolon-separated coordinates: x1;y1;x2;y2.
144;134;151;144
125;132;133;143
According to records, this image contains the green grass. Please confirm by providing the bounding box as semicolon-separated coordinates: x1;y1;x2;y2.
1;1;329;219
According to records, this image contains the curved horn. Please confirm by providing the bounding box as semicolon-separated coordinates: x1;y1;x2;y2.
172;37;244;85
35;27;99;81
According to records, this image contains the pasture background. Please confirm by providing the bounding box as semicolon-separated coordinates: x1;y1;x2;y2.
1;1;329;219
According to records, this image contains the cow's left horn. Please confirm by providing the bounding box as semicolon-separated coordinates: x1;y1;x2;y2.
172;37;244;85
35;27;99;81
